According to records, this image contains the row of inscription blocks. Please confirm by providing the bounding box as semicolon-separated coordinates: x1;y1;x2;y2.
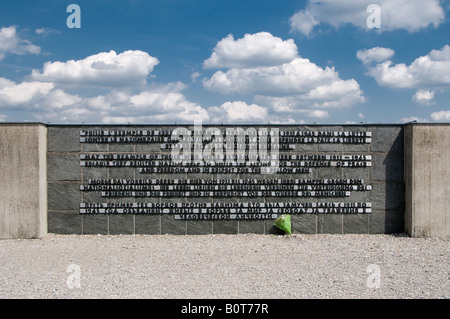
48;211;404;235
47;125;405;234
48;182;403;212
48;125;402;153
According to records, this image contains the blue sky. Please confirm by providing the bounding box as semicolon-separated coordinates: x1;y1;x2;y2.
0;0;449;124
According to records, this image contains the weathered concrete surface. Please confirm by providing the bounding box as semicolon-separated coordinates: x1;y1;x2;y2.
48;124;405;235
405;124;450;238
0;124;47;239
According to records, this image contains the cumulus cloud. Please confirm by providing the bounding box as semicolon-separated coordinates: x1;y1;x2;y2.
289;10;319;37
202;57;365;106
208;101;268;123
365;45;450;89
398;116;430;123
290;0;445;36
412;90;435;105
30;50;159;87
253;95;334;119
203;32;298;69
268;118;299;124
368;61;418;88
0;26;41;60
356;47;395;65
202;32;364;122
203;57;345;95
0;46;214;124
128;84;210;123
0;78;55;106
430;110;450;122
0;77;208;125
35;28;60;37
190;72;201;83
73;83;209;124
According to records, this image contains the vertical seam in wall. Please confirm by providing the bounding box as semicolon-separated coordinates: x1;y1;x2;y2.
315;128;319;234
368;128;372;234
45;127;49;237
133;126;136;235
41;125;48;236
80;213;83;235
427;126;431;236
107;127;110;236
341;130;344;234
81;134;84;235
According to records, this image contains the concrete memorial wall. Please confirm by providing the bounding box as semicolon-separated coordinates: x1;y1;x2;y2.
46;124;405;235
1;122;448;238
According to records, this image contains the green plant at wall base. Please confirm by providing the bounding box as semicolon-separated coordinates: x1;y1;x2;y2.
273;215;292;235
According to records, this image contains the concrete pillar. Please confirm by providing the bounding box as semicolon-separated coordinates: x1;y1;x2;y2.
404;124;449;237
0;124;47;239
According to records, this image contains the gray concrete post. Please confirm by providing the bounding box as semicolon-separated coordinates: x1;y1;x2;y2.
0;123;47;239
404;124;449;237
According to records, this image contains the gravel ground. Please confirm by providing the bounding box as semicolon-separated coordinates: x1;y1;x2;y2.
0;233;448;299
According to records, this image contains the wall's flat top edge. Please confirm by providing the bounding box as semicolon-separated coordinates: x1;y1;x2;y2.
403;123;450;126
0;122;47;127
2;122;449;127
11;123;410;127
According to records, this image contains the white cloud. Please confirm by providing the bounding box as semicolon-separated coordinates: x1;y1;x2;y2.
398;116;430;123
190;72;201;82
0;79;55;106
30;50;159;87
203;57;359;97
202;32;364;123
364;45;450;90
203;32;298;69
0;44;215;124
289;10;319;37
412;89;435;105
208;101;268;123
430;110;450;122
356;47;395;65
268;118;299;124
252;78;364;113
75;81;210;124
0;26;41;60
254;96;335;119
290;0;445;36
308;110;330;118
0;77;208;124
35;28;60;37
303;79;364;106
129;90;209;123
368;61;418;88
